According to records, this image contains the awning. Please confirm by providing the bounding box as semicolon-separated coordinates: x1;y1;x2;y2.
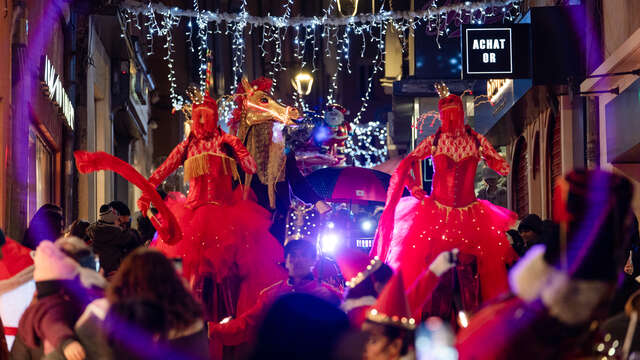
580;27;640;94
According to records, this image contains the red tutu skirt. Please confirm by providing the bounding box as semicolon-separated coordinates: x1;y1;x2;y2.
384;196;517;301
152;190;286;314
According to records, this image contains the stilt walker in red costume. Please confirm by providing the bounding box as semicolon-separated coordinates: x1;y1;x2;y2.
138;86;286;316
371;83;518;318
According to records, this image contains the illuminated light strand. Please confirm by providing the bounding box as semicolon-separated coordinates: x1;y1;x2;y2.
194;0;209;91
344;21;388;167
121;0;521;27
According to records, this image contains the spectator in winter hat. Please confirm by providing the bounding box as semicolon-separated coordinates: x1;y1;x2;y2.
518;214;543;249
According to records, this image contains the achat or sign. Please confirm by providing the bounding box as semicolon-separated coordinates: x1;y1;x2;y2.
43;56;74;130
465;28;512;75
461;24;531;79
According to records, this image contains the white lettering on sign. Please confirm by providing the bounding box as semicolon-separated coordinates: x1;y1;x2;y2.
43;56;74;130
472;39;507;50
465;28;513;75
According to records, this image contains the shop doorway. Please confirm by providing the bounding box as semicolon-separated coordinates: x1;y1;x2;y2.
27;128;54;221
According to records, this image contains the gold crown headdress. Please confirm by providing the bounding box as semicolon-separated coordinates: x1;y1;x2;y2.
434;82;450;98
173;85;206;120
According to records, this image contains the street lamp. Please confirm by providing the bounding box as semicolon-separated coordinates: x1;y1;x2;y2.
291;72;314;96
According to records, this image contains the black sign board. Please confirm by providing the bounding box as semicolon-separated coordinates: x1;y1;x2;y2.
461;24;531;79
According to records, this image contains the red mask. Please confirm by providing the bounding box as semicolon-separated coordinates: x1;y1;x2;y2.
192;96;218;139
438;94;465;133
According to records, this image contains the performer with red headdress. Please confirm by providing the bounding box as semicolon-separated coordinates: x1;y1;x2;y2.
371;83;518;312
136;85;286;318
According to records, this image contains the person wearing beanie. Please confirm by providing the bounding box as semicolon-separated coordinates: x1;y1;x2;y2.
477;167;507;207
208;240;340;346
0;229;35;350
518;213;544;249
456;169;635;360
88;204;142;277
108;201;145;261
362;271;416;360
13;241;88;360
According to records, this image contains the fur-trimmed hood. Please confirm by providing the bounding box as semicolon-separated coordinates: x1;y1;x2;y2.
509;244;612;325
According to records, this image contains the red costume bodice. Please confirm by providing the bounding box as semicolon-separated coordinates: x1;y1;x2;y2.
405;129;510;208
431;155;479;207
148;131;257;210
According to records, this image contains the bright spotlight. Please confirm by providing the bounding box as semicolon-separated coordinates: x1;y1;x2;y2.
361;219;374;232
321;233;340;254
326;221;335;229
458;311;469;328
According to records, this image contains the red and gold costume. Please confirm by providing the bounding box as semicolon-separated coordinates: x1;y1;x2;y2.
139;95;286;315
371;86;518;305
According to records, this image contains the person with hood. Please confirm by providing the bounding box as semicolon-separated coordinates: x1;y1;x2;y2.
456;169;634;359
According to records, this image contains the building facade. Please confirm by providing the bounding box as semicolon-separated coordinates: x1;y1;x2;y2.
5;0;75;239
580;0;640;217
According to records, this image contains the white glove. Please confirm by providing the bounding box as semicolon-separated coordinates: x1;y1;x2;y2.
428;249;459;277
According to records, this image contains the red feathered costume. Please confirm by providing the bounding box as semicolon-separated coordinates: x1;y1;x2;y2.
371;90;518;312
138;95;286;316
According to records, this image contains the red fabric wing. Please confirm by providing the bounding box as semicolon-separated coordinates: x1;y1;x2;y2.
74;151;182;244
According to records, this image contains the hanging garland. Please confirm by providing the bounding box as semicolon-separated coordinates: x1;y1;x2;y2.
119;0;522;167
121;0;521;27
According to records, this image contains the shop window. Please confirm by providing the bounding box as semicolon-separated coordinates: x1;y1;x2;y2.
27;128;54;221
512;136;529;218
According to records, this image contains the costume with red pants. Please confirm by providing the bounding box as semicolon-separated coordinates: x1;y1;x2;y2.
139;96;286;317
371;92;518;311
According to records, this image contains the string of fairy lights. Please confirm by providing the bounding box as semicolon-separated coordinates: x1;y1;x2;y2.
119;0;522;167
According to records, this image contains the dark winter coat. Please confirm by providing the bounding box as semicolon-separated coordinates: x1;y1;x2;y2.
87;222;143;276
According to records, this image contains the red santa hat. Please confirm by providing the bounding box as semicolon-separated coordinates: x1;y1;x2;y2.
336;248;382;288
0;236;34;292
33;240;79;282
366;270;416;330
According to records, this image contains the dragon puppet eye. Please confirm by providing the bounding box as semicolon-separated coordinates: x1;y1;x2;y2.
260;97;269;104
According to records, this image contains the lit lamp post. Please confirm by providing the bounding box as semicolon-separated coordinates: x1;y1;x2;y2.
291;72;314;96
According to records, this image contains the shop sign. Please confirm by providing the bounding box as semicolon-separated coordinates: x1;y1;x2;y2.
462;24;531;79
486;79;512;103
42;56;74;130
